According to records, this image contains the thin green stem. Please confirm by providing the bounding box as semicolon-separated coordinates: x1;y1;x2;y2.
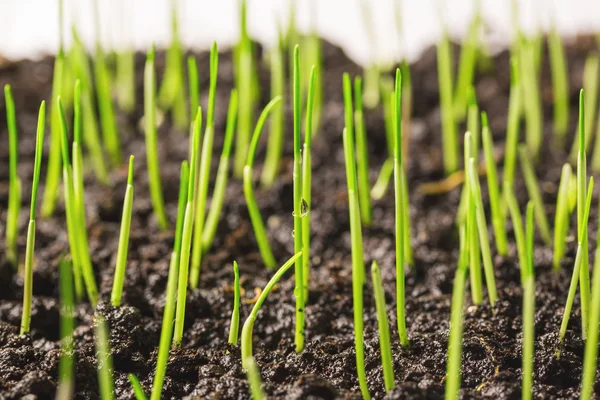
553;164;572;270
522;201;535;400
241;252;302;369
504;182;528;285
371;261;395;392
111;156;135;306
518;146;551;244
503;57;521;189
465;132;482;304
128;374;148;400
95;314;115;400
4;84;20;266
454;13;480;121
228;262;241;345
57;258;75;399
354;76;372;226
187;56;199;133
520;38;542;158
245;357;266;400
437;28;458;174
570;55;598;161
548;26;569;139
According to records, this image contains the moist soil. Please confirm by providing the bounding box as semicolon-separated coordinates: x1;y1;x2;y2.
0;35;599;399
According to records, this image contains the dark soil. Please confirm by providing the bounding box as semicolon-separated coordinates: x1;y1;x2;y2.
0;34;599;399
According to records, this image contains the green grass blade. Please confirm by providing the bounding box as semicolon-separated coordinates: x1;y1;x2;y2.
241;252;302;369
128;374;147;400
548;26;569;139
4;84;20;265
464;132;483;304
520;38;542;157
371;261;395;392
111;156;135;307
518;146;551;244
437;28;458;174
57;258;75;399
522;202;535;400
202;90;238;251
453;14;480;121
245;357;266;400
144;47;169;231
187;55;199;133
95;314;115;400
228;261;241;346
354;76;372;226
504;182;528;285
553;164;572;269
371;158;394;200
481;112;508;256
468;157;497;306
174;162;190;257
571;55;598;161
503;57;522;188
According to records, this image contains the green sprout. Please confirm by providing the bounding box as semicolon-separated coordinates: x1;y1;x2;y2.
548;24;569;140
581;197;600;400
481;112;508;256
437;21;458;174
457;88;479;225
302;67;317;295
150;161;188;400
445;225;468;400
342;124;370;399
4;85;20;266
95;314;115;400
553;164;573;270
173;109;203;346
20;101;45;336
557;177;594;354
304;5;322;134
190;42;219;289
292;46;306;353
158;0;187;130
522;201;535;400
241;251;302;370
243;96;283;271
202;90;238;252
144;47;169;231
57;258;75;399
570;55;598;161
245;356;266;400
394;69;409;346
228;262;241;346
520;38;542;158
503;57;522;189
371;261;395;392
468;157;497;306
464;132;482;304
128;374;148;400
187;55;199;136
233;0;257;177
261;25;286;188
518;146;551;244
358;0;380;109
453;5;481;121
371;158;394;201
111;155;135;307
354;76;373;226
40;50;65;217
71;83;100;307
504;182;528;285
93;0;121;165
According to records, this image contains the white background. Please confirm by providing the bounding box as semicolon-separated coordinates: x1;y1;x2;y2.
1;0;600;64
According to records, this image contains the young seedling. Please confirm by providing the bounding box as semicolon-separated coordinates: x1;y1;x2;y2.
518;146;551;244
158;0;187;130
437;18;458;174
504;182;528;285
548;23;569;140
20;102;45;336
240;251;302;369
245;357;266;400
457;88;479;225
128;374;148;400
522;201;535;400
576;89;591;338
242;96;282;271
453;5;481;121
95;314;115;400
71;83;100;307
292;46;306;354
233;0;256;178
228;262;241;346
202;90;238;251
371;261;395;392
464;132;483;304
190;42;219;288
4;85;20;266
173;110;203;346
150;161;188;400
503;57;522;189
342;125;370;399
445;225;468;400
481;112;508;256
93;0;121;165
580;197;600;400
302;67;317;295
187;56;199;136
57;258;75;399
553;164;572;270
304;3;323;134
393;69;409;346
520;38;542;158
557;178;594;355
569;55;598;161
144;47;169;231
468;157;498;306
354;76;373;226
261;25;286;188
111;156;135;307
